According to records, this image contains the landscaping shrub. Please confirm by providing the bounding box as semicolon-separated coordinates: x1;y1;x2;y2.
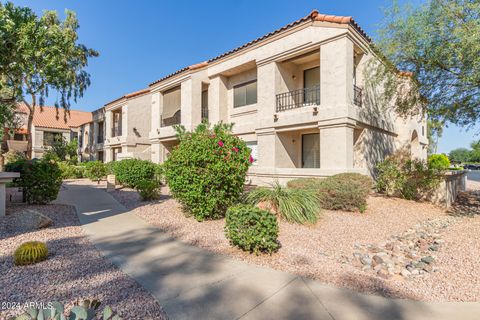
58;161;85;179
245;182;321;224
375;155;441;201
13;300;120;320
14;241;48;266
225;204;279;254
85;161;108;183
6;158;62;204
428;154;451;170
288;173;372;213
136;179;161;201
110;158;156;188
164;123;252;221
3;150;26;164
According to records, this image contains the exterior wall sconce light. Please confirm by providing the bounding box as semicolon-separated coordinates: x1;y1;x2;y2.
313;106;318;115
274;114;279;121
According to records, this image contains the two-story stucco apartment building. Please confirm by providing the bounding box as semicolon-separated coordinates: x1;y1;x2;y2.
4;10;427;186
146;10;427;184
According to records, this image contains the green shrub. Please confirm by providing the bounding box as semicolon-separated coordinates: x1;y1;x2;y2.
13;299;121;320
3;150;26;164
400;159;441;200
6;158;62;204
14;241;48;266
85;161;107;183
374;158;405;196
58;161;85;179
428;154;451;170
154;163;165;183
110;158;156;188
245;182;321;224
164;123;252;221
288;173;372;213
225;204;279;254
136;179;161;201
375;156;441;201
318;173;372;212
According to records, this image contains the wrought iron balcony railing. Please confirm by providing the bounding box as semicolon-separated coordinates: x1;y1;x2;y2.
276;85;320;112
354;85;363;107
161;110;181;127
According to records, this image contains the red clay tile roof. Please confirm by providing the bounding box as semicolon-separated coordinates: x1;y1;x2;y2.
105;88;150;106
149;10;371;86
16;103;93;130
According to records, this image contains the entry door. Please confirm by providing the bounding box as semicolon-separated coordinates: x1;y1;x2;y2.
302;133;320;168
303;67;320;104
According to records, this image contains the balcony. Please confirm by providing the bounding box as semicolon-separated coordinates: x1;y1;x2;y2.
276;85;320;112
161;110;181;127
111;126;122;137
354;85;363;107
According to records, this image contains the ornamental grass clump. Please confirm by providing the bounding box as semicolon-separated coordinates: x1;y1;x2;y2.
245;182;321;224
225;205;279;254
164;123;252;221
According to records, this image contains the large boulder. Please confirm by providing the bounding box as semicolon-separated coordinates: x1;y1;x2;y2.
10;209;53;231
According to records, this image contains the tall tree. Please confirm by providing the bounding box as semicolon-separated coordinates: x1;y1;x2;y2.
372;0;480;128
427;119;444;154
0;2;98;158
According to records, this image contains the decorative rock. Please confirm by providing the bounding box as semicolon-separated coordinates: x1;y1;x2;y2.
415;261;427;269
7;209;53;232
421;256;435;264
360;255;372;266
429;244;439;251
377;269;390;279
372;255;384;266
401;269;411;277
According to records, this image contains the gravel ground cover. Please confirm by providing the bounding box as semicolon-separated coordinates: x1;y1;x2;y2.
110;184;480;302
0;203;166;320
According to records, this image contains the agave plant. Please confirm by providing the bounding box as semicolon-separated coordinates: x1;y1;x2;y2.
244;182;321;224
11;300;121;320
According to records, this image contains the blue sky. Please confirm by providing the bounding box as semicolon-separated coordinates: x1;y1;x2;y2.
9;0;478;153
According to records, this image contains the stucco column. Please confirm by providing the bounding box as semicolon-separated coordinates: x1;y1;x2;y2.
256;129;276;169
122;105;128;137
320;37;354;107
257;62;279;126
105;111;112;139
150;91;161;139
319;123;355;169
208;75;228;124
105;146;112;162
180;80;193;131
151;142;161;163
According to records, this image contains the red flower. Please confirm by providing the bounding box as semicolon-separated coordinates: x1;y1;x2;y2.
249;155;254;163
232;147;239;153
217;141;224;147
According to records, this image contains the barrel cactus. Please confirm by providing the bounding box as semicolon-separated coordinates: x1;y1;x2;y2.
14;241;48;266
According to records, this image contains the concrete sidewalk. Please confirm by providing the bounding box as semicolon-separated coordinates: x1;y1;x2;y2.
56;182;480;320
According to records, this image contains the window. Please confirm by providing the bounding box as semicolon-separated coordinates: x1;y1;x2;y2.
13;134;24;141
302;133;320;168
303;67;320;89
43;132;63;146
246;141;258;165
234;80;257;108
163;86;181;118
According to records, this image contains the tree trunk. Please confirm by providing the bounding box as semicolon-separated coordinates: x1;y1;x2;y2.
26;113;34;159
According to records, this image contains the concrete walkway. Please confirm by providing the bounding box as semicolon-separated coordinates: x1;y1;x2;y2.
56;182;480;320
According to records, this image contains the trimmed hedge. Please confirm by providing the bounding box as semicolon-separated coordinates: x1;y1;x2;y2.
288;173;372;212
85;161;108;183
225;204;279;254
6;158;62;204
110;158;156;188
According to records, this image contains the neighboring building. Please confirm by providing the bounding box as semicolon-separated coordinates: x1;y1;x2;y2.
3;103;92;159
148;10;427;185
76;108;106;162
104;89;152;162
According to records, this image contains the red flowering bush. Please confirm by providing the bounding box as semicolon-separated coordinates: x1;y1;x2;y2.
164;123;252;221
